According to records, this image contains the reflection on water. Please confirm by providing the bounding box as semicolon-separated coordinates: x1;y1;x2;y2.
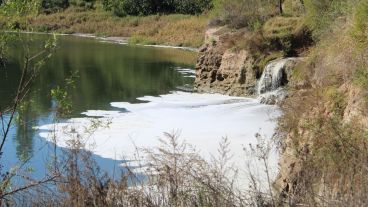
0;34;196;170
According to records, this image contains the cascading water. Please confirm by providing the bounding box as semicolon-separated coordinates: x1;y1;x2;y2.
257;59;290;95
257;58;295;104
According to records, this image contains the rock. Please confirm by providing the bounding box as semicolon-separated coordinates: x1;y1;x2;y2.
195;27;303;99
258;89;288;105
205;27;223;43
195;29;257;96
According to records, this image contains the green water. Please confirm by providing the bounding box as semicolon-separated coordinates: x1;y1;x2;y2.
0;34;196;165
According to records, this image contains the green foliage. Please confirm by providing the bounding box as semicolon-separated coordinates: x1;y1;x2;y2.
0;0;44;59
41;0;70;13
51;71;79;117
283;0;305;16
325;86;346;116
211;0;280;29
109;0;158;17
213;0;255;28
353;67;368;88
40;0;96;12
128;35;156;45
262;16;311;56
70;0;96;10
263;17;304;39
173;0;212;14
353;66;368;107
104;0;212;17
304;0;354;39
351;0;368;50
102;0;113;11
51;86;72;116
0;0;40;16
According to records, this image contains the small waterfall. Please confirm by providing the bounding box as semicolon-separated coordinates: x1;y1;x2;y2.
257;58;294;104
257;59;289;95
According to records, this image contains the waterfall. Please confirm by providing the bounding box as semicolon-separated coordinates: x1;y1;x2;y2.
257;59;290;95
257;58;296;104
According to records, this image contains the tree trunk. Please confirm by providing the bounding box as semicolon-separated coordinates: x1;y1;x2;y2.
279;0;283;15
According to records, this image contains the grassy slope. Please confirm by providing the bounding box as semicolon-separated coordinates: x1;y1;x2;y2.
275;1;368;205
5;8;208;48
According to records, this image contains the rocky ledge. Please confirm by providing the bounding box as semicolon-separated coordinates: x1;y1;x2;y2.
194;27;301;101
195;28;257;96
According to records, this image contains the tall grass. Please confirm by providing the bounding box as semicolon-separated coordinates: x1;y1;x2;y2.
5;130;280;206
0;8;208;48
276;0;368;205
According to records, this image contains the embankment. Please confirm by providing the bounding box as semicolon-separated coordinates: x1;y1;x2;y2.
195;15;368;205
0;8;208;48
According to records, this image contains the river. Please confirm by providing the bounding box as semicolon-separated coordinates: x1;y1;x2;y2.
0;34;280;187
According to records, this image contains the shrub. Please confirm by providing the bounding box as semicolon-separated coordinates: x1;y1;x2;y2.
110;0;126;17
262;16;311;56
102;0;113;11
212;0;279;29
104;0;212;17
283;0;305;16
173;0;213;15
353;67;368;88
70;0;96;10
304;0;355;39
41;0;70;13
351;0;368;49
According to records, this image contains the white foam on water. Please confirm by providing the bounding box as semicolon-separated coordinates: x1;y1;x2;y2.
82;110;123;117
38;91;281;188
174;67;196;78
140;44;198;52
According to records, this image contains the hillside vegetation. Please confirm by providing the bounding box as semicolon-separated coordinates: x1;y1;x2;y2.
274;0;368;206
0;0;212;47
209;0;368;205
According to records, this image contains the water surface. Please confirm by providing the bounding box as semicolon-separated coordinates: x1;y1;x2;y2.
0;34;196;177
1;34;280;189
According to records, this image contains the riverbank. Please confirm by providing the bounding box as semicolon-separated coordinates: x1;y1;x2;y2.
192;1;368;205
1;8;208;48
14;31;199;52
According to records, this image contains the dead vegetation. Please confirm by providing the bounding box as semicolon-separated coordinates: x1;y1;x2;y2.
0;8;208;48
275;1;368;205
1;131;281;207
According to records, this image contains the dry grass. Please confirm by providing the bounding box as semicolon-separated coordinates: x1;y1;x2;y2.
262;17;305;39
276;9;368;206
9;132;277;207
130;16;208;47
2;8;208;48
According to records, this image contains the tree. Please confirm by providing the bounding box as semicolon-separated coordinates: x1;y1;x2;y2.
0;0;60;203
41;0;69;12
70;0;96;9
174;0;213;14
104;0;212;16
279;0;284;14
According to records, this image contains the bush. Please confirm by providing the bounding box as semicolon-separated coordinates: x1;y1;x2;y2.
283;0;305;16
262;16;312;56
102;0;113;11
173;0;212;14
110;0;126;17
70;0;96;10
41;0;69;13
351;0;368;49
104;0;212;17
353;67;368;88
212;0;279;29
304;0;355;39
